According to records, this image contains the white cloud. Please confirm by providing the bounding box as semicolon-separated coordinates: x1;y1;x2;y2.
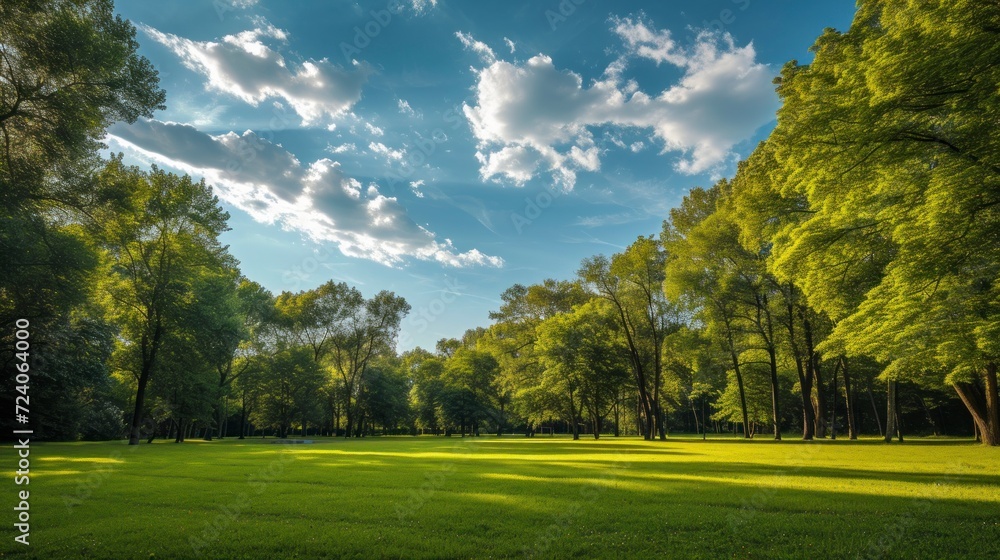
326;143;357;154
410;180;425;198
610;16;688;67
141;23;369;126
463;19;778;188
397;99;419;117
455;31;496;64
504;37;516;54
106;119;502;268
408;0;438;14
369;141;406;162
365;122;385;137
630;141;645;153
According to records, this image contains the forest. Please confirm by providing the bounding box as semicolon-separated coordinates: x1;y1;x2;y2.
2;0;998;449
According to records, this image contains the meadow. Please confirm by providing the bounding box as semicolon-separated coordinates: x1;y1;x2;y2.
3;436;999;559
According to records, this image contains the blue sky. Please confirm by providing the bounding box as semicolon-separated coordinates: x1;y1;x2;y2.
107;0;857;351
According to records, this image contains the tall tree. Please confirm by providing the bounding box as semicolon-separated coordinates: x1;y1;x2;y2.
328;288;410;437
95;158;231;445
769;0;1000;444
580;237;677;440
0;0;164;430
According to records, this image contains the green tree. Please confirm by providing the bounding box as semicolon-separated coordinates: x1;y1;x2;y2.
0;0;164;435
768;0;1000;444
580;237;677;440
480;280;589;434
95;158;231;445
535;300;630;439
253;345;325;438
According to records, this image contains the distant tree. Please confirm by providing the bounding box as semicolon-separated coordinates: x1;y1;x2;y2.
580;237;677;440
253;345;325;438
480;280;590;434
535;300;630;439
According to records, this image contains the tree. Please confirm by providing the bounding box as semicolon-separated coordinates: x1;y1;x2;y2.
253;345;325;438
664;186;753;438
359;356;412;435
328;288;410;437
405;348;446;435
480;280;589;434
580;237;677;440
535;300;630;439
0;0;164;431
95;158;232;445
768;0;1000;444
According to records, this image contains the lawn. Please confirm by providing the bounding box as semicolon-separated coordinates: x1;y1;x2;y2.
3;436;999;559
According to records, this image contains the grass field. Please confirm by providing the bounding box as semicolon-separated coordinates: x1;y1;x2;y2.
3;436;999;559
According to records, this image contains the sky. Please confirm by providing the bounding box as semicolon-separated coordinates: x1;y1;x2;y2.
107;0;858;351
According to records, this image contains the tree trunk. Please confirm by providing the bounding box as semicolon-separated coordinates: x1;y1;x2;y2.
867;381;883;437
841;357;858;439
238;404;247;440
986;362;1000;445
830;359;839;440
953;363;1000;446
796;355;815;440
730;351;751;438
804;317;826;438
918;396;941;436
690;398;700;436
128;367;152;445
885;380;897;443
767;347;782;441
613;396;620;437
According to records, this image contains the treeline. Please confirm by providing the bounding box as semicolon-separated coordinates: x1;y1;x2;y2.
2;0;997;446
466;0;999;444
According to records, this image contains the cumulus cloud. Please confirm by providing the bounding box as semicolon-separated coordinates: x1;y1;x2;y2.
141;23;369;126
106;119;502;268
463;18;778;188
369;141;406;162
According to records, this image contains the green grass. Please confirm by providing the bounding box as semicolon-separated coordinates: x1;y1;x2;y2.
3;435;999;559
